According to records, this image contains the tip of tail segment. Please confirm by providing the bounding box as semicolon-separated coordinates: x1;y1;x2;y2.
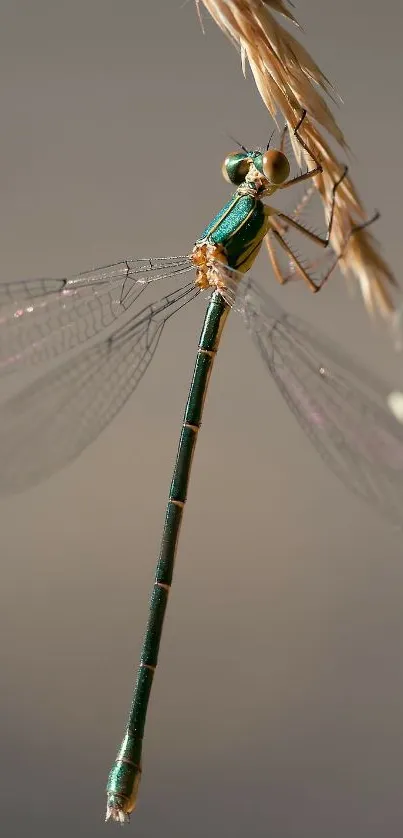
105;804;130;825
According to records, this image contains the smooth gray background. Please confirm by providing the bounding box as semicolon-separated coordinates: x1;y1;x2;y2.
1;1;403;835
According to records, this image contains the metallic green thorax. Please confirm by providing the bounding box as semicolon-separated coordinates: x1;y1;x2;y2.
106;153;273;822
196;192;269;273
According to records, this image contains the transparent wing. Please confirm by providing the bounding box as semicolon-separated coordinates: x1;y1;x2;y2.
215;262;403;527
0;256;193;375
0;280;198;495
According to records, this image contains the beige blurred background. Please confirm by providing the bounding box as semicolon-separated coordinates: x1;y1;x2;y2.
1;1;403;835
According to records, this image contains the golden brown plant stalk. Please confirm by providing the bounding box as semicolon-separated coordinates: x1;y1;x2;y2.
198;0;397;317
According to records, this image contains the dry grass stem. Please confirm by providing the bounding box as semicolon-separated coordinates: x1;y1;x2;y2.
198;0;397;317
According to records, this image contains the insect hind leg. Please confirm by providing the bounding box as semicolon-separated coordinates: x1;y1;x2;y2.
265;203;380;294
314;210;381;292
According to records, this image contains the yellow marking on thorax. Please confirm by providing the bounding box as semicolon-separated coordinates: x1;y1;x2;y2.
234;210;272;274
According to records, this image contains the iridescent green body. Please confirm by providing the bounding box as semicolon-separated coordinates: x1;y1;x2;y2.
106;150;279;823
106;292;229;821
0;112;351;823
196;187;270;273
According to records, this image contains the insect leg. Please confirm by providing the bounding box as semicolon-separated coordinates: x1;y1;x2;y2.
278;110;323;190
275;164;348;248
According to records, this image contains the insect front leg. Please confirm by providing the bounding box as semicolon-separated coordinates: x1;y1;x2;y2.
275;164;348;250
263;216;292;287
277;109;324;191
265;225;321;292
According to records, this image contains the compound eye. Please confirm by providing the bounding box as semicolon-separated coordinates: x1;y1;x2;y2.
222;152;251;185
262;149;290;185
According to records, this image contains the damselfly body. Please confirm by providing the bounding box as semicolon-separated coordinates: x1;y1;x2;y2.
1;114;401;822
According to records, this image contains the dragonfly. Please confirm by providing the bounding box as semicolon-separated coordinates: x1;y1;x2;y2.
1;112;402;823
